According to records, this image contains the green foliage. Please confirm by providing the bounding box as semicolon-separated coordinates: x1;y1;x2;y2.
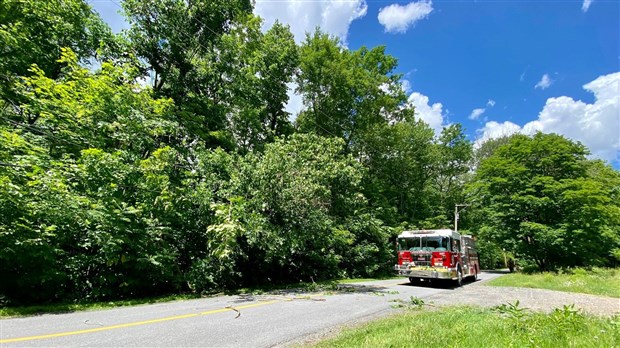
492;300;529;330
477;238;506;269
14;49;177;156
408;296;425;308
0;52;186;303
429;124;473;221
315;306;620;348
296;30;407;148
1;0;617;308
490;301;595;346
473;134;515;168
227;19;299;152
486;267;620;297
0;0;113;100
363;118;436;225
122;0;254;147
225;134;391;285
470;133;620;270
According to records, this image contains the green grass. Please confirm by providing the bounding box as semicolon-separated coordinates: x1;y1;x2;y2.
0;293;201;318
486;267;620;298
314;305;620;348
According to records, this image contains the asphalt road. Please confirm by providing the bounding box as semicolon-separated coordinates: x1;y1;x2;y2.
0;272;504;347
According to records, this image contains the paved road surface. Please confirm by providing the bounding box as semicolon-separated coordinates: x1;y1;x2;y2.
0;272;504;347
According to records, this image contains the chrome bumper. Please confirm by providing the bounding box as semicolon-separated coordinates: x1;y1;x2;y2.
394;265;456;280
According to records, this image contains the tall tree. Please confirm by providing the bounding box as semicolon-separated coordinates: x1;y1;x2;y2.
254;21;299;142
429;124;473;225
228;19;299;153
473;134;515;168
470;133;620;270
122;0;253;146
363;116;435;225
296;30;407;152
0;0;113;102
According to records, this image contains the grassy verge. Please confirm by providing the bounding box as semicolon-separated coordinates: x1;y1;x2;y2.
314;304;620;348
486;267;620;298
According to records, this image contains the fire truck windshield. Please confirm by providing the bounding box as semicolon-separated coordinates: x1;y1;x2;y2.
398;236;450;252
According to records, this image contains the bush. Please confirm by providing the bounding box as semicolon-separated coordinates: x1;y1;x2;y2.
477;240;505;270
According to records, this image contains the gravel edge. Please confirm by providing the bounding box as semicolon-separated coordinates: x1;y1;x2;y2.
426;282;620;317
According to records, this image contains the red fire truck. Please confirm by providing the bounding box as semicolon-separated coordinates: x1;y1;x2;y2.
393;229;479;287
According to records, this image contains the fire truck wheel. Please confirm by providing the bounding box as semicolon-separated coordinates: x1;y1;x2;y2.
455;267;463;287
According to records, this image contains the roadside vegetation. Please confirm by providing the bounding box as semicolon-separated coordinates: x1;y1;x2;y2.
1;0;619;309
486;268;620;298
315;304;620;348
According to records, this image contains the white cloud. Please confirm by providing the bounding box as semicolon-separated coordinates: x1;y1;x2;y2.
474;121;522;148
582;0;593;12
254;0;368;43
94;0;369;44
535;73;553;90
408;92;447;134
377;1;433;34
477;72;620;164
468;99;496;120
378;80;407;95
401;79;412;94
469;108;486;120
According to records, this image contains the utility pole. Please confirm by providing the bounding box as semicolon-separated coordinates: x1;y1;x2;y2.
454;204;468;232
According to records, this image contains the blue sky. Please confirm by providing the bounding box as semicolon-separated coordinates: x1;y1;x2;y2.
91;0;619;166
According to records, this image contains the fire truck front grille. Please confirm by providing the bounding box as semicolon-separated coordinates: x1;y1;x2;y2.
411;253;432;266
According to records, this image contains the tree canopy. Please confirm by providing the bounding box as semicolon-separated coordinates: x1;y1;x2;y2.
469;133;620;270
1;0;618;305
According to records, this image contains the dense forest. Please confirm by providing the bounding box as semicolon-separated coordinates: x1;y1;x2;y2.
1;0;618;305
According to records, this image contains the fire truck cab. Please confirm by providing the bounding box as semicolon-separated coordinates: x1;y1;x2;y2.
393;229;479;287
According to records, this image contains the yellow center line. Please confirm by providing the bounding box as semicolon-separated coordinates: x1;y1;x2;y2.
0;300;279;344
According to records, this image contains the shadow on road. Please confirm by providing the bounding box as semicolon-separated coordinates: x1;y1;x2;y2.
398;276;479;290
228;271;508;303
228;283;406;303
